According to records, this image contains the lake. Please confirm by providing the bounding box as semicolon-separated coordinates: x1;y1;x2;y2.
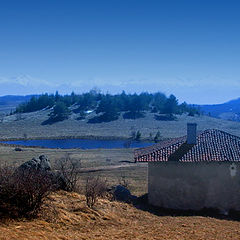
0;138;154;149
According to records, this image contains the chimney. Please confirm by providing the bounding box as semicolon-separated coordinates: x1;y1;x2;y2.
187;123;197;144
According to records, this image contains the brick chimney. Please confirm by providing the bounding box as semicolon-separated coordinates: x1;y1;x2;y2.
187;123;197;144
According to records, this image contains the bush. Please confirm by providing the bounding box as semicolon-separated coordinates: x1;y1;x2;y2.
14;147;22;151
54;153;81;192
130;130;141;141
154;131;161;143
88;113;119;123
0;166;55;218
123;111;145;119
85;177;108;208
135;130;141;141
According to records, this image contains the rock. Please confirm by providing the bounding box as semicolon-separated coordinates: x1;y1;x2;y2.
17;155;51;172
112;185;132;203
14;147;22;151
14;155;66;190
48;171;68;191
17;157;41;172
39;155;51;171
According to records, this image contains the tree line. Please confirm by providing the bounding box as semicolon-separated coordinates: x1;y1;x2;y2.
15;90;200;123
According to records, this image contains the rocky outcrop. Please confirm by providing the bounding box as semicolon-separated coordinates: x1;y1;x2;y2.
15;155;67;190
17;155;51;172
111;185;134;203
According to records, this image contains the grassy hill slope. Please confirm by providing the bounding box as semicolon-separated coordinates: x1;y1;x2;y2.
0;110;240;140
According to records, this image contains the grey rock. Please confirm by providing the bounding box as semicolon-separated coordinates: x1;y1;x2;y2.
14;155;66;190
112;185;132;203
39;155;51;171
48;171;67;190
17;155;51;173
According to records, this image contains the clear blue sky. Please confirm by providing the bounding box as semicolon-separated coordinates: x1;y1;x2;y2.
0;0;240;104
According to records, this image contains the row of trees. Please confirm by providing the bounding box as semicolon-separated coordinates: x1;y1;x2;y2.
15;90;200;123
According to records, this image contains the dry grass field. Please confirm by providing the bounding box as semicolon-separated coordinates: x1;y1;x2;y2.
0;110;240;140
1;191;240;240
0;145;147;195
1;113;240;239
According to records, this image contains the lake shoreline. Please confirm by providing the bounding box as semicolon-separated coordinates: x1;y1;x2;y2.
0;137;155;150
0;135;139;142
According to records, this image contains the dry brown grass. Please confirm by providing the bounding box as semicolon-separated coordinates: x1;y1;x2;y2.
0;145;134;168
0;145;147;196
0;191;240;240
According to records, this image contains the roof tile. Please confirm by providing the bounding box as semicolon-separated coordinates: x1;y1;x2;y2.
134;129;240;162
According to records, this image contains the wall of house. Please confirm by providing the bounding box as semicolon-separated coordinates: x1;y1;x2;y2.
148;161;240;213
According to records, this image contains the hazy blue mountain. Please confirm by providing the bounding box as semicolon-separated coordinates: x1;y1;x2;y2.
200;98;240;121
0;95;37;113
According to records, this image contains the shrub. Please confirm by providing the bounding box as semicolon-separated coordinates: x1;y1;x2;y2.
85;177;108;208
135;130;141;141
0;166;55;218
54;153;81;192
154;131;161;143
130;130;141;141
14;147;22;151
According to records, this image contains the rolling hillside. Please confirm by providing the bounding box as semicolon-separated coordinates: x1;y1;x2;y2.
0;109;240;140
200;98;240;121
0;95;37;113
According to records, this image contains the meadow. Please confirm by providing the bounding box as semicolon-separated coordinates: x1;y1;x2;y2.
1;113;240;239
1;110;240;141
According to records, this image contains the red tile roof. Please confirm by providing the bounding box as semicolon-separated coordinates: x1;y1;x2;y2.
134;129;240;162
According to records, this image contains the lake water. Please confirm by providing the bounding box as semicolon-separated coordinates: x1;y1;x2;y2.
0;138;153;149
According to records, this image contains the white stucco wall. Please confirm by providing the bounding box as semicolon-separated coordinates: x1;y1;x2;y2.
148;162;240;212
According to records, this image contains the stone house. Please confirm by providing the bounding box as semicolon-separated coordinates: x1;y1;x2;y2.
134;123;240;213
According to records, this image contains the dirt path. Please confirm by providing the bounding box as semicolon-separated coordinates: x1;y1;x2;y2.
79;163;147;173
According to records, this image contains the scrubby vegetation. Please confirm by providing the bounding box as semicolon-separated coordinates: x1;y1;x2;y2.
85;176;108;208
15;90;200;123
0;166;56;218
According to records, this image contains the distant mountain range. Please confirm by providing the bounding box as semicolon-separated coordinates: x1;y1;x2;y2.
0;95;37;113
199;98;240;122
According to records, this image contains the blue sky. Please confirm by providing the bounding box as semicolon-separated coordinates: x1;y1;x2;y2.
0;0;240;104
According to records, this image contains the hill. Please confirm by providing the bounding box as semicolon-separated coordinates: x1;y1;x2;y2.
0;110;240;140
200;98;240;121
0;95;37;114
1;191;240;240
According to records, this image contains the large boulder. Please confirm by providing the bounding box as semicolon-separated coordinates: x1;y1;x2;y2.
112;185;132;203
15;155;67;190
17;155;51;173
39;155;51;171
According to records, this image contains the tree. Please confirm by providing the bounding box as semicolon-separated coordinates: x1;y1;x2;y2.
95;95;119;122
49;102;70;121
135;130;141;141
163;94;178;115
152;92;167;113
154;131;161;143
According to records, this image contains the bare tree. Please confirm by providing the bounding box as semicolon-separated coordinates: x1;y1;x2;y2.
55;153;81;192
85;176;108;208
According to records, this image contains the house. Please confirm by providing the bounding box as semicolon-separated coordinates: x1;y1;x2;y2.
134;123;240;213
